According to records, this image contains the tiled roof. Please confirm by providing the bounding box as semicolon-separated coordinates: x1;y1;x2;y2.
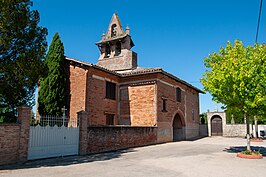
118;67;204;93
65;56;121;76
65;56;93;66
96;34;128;44
65;57;204;93
160;70;204;93
117;67;163;76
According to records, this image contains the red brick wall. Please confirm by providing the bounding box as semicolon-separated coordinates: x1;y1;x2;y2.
86;126;157;153
86;68;119;125
120;73;159;83
66;62;201;142
0;124;20;165
156;76;200;142
156;80;185;142
0;106;31;165
184;88;200;139
67;63;120;125
119;83;155;126
67;64;87;119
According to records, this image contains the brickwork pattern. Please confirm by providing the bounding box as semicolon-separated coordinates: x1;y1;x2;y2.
87;126;157;154
97;50;137;71
66;61;202;143
87;68;119;125
119;84;155;126
67;65;87;119
0;106;31;165
157;77;200;142
17;106;31;162
78;111;88;155
0;124;20;165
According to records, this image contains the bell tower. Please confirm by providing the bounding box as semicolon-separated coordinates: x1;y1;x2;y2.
96;13;137;71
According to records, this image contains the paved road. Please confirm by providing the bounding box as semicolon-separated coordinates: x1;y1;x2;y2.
0;137;265;177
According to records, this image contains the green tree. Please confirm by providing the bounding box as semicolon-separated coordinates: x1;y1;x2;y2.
201;40;266;150
38;32;66;116
200;112;207;124
0;0;47;122
225;108;245;124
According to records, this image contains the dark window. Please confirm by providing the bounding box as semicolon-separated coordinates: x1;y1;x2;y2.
162;98;167;112
106;81;116;100
176;88;181;102
115;41;121;56
104;44;111;58
111;24;117;37
106;114;114;125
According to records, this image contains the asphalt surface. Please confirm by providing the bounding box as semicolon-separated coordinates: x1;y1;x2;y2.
0;137;265;177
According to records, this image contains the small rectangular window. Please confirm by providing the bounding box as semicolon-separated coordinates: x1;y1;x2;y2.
162;98;167;112
106;114;114;125
176;88;181;102
106;81;116;100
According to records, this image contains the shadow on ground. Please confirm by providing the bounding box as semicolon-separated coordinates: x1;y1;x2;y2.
185;135;208;141
224;146;266;156
173;135;208;142
0;149;136;171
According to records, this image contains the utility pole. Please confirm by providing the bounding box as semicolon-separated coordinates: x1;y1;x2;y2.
255;0;263;43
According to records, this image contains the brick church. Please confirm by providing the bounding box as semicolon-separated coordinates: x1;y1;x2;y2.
65;14;203;142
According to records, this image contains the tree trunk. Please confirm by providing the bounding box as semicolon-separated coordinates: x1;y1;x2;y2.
246;115;251;151
254;116;258;138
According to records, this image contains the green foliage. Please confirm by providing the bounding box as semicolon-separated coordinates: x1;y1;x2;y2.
0;0;47;122
226;109;266;125
0;107;17;123
201;40;266;117
241;150;261;155
225;108;245;124
38;32;66;116
257;115;266;124
200;112;207;124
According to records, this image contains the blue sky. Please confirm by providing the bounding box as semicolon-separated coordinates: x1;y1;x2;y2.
32;0;265;113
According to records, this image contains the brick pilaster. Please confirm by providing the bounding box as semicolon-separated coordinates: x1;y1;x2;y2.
17;106;31;162
78;110;89;155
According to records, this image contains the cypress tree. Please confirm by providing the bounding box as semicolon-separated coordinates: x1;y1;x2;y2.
38;32;66;116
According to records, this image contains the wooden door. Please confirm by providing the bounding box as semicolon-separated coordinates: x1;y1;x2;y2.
211;117;222;136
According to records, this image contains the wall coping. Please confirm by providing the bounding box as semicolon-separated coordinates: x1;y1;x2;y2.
0;123;19;126
88;125;157;128
88;125;158;128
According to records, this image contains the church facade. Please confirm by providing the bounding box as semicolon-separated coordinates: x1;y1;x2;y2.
65;14;203;142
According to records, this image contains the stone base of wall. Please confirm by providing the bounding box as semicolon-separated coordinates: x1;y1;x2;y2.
157;127;172;143
185;127;200;140
199;124;208;137
157;126;201;142
220;124;266;137
224;125;247;137
86;126;157;154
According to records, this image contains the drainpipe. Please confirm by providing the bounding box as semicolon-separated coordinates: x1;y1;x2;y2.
154;81;157;126
117;83;120;125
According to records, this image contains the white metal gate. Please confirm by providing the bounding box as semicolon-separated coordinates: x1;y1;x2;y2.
28;116;79;160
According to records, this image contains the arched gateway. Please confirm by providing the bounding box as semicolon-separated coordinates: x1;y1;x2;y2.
207;112;226;137
211;116;223;136
173;113;185;141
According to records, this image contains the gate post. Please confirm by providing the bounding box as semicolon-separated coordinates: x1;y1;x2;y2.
17;106;31;162
78;110;88;155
